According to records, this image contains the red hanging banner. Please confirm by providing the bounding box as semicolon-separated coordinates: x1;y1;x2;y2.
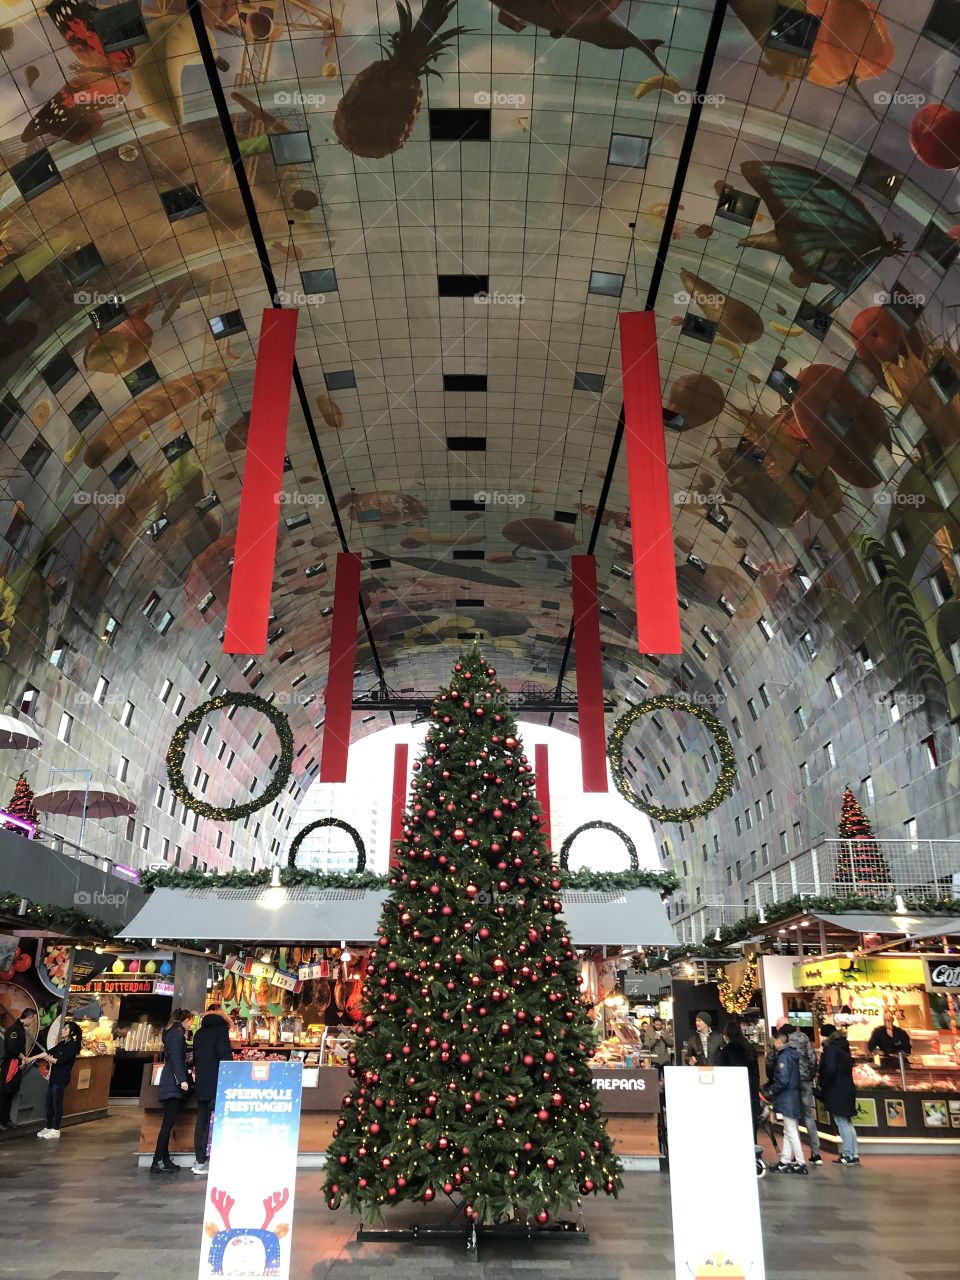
619;310;682;655
223;308;299;655
534;743;552;851
319;552;362;783
571;554;608;793
389;743;409;868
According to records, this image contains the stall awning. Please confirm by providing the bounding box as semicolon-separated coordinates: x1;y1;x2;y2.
817;912;960;937
119;886;389;943
119;885;677;948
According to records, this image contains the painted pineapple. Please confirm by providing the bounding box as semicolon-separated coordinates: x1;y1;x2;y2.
334;0;467;157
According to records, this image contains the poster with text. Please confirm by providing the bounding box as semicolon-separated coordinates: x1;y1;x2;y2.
664;1066;766;1280
198;1059;303;1280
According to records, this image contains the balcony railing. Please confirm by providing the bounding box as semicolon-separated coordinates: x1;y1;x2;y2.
672;838;960;945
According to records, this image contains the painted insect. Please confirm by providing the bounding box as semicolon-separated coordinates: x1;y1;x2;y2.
205;1186;290;1277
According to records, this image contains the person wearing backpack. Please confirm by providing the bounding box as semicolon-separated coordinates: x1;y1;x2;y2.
151;1008;194;1173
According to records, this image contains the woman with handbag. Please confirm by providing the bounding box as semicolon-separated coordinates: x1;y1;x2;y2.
151;1008;194;1173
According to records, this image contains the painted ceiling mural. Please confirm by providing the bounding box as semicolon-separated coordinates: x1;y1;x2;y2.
0;0;959;890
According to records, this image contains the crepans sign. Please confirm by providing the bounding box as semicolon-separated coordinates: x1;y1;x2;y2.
590;1068;660;1113
925;960;960;992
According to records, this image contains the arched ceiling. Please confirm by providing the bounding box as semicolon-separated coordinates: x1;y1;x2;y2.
1;0;960;854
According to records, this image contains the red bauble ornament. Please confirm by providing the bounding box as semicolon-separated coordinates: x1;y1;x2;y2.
536;1210;549;1225
423;1187;436;1201
452;828;466;842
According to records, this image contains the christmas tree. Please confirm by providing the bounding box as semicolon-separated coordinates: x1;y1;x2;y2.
4;773;38;835
323;644;621;1225
833;785;891;889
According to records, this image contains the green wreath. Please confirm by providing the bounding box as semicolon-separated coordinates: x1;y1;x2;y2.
558;820;639;871
166;692;294;821
287;817;367;873
607;695;737;823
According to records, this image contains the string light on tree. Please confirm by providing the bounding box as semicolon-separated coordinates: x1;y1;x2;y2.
833;785;892;889
718;955;759;1015
607;696;738;823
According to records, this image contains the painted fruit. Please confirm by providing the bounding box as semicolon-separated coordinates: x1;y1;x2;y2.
790;364;890;488
850;306;905;364
805;0;894;88
665;372;726;429
909;104;960;170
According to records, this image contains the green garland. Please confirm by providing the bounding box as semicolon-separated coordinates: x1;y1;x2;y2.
608;695;738;823
559;820;638;872
138;866;678;895
287;818;366;872
0;893;114;938
166;692;294;822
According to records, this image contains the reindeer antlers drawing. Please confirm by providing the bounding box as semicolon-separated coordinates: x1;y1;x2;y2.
261;1188;290;1231
210;1188;235;1230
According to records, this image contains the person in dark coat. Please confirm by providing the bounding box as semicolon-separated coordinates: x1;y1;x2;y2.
32;1020;83;1139
0;1009;38;1128
191;1008;234;1175
716;1019;765;1177
767;1026;808;1174
684;1011;724;1065
152;1008;194;1173
818;1024;860;1165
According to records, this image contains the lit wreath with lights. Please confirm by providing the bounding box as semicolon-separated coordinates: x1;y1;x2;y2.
607;695;737;823
287;817;367;873
166;692;294;821
558;820;639;872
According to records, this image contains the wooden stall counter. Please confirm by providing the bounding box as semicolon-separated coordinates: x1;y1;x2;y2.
64;1053;113;1122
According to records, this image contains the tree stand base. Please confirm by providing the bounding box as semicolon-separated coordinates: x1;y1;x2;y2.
356;1219;589;1253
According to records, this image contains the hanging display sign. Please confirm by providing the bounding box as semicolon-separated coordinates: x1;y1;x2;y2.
925;960;960;993
297;961;330;981
198;1060;303;1280
794;956;926;989
664;1066;765;1280
271;969;300;992
225;955;246;976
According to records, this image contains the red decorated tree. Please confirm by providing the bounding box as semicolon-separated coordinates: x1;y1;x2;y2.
322;643;621;1225
833;785;891;889
4;773;38;835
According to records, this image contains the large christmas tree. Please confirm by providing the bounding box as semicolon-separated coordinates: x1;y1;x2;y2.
4;773;38;835
323;644;621;1224
833;785;892;889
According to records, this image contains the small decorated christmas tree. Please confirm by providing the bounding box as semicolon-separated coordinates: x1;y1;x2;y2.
322;643;621;1225
4;773;39;834
833;785;891;889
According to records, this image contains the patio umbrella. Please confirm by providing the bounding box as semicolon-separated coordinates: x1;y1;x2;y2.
0;713;41;750
33;782;137;819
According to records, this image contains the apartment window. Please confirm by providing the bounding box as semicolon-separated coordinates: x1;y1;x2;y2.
800;760;811;786
57;712;73;744
761;842;769;867
758;617;774;640
862;775;875;804
800;632;817;660
702;626;718;646
824;741;836;768
731;717;742;740
779;830;789;856
713;834;720;853
139;825;150;852
748;753;758;777
173;693;185;716
49;634;68;668
795;706;808;732
793;822;802;851
904;817;918;845
924;0;960;51
101;615;119;645
156;610;174;636
890;698;902;724
766;789;775;812
735;816;742;836
726;865;733;886
121;700;134;728
747;697;758;721
168;792;178;817
142;592;159;618
857;644;875;672
91;676;109;706
758;683;770;708
756;799;765;822
160;678;172;703
735;859;742;881
116;755;129;783
192;812;200;833
125;816;135;841
923;735;939;769
744;808;753;830
161;837;170;862
155;783;165;807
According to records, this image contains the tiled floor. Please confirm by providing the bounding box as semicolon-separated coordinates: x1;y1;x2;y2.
2;1111;957;1280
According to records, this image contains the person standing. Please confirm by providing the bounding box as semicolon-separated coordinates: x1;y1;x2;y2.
684;1011;723;1065
33;1021;83;1139
716;1019;765;1177
0;1008;39;1129
766;1017;821;1163
767;1026;808;1174
643;1016;674;1068
818;1024;860;1166
867;1013;911;1066
190;1008;234;1175
151;1008;194;1173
